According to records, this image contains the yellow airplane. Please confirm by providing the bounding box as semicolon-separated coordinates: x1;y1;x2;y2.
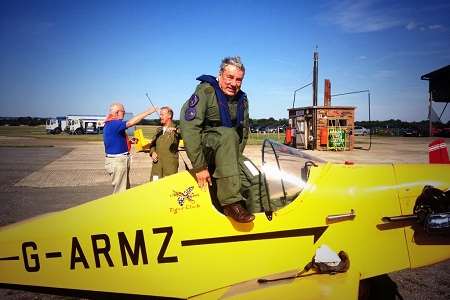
0;139;449;299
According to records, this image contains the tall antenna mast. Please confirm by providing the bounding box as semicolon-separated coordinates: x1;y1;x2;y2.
312;46;319;106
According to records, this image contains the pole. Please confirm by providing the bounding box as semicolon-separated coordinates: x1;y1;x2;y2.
428;91;432;137
292;82;313;108
313;51;319;107
312;51;319;149
145;92;158;111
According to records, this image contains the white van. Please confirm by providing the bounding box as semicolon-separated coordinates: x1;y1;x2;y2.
354;126;369;136
45;117;67;134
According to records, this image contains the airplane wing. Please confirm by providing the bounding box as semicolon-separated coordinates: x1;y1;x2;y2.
190;269;360;299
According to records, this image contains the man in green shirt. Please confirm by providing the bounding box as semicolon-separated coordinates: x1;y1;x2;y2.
180;56;267;223
149;106;180;181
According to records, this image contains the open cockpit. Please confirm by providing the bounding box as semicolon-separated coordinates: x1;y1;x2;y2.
261;139;325;211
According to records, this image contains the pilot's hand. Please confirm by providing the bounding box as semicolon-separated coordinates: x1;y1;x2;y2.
151;152;158;163
148;106;159;115
196;169;212;191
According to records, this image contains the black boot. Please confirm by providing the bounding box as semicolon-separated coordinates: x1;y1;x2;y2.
223;202;255;223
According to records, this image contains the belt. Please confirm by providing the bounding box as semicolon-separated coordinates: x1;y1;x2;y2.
106;152;129;158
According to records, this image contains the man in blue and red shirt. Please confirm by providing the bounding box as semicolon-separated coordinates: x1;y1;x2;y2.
103;103;158;193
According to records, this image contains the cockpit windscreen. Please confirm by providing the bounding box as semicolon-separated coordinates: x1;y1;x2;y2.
261;140;324;210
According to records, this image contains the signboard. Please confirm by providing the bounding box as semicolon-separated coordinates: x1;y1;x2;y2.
328;128;346;150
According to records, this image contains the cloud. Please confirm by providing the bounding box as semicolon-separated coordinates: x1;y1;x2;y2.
405;22;446;32
319;0;448;33
318;0;404;33
406;21;417;30
428;24;444;30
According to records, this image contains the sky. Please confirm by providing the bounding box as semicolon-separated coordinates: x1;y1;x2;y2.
0;0;449;122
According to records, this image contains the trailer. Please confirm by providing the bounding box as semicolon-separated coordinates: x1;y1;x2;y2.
51;113;135;135
66;115;105;135
45;117;67;134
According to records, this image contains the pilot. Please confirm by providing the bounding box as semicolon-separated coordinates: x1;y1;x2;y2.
180;56;267;223
149;106;180;181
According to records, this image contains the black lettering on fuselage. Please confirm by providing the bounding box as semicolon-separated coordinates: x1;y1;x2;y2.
91;234;114;268
65;227;179;271
70;237;89;269
118;230;148;266
22;241;40;272
153;227;178;263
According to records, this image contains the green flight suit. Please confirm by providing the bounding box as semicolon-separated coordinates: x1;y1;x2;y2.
149;121;180;181
180;82;268;213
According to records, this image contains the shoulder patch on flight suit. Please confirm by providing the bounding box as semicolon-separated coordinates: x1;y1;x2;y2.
188;94;199;107
185;107;196;121
185;93;199;121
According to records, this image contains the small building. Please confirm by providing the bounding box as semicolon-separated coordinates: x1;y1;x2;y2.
288;105;355;151
421;65;450;136
287;52;360;151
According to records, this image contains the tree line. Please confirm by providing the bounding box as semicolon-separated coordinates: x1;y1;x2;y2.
0;117;290;127
0;117;48;126
1;116;449;134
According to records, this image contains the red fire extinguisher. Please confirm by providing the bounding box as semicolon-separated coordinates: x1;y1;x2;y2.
320;127;328;146
285;127;292;145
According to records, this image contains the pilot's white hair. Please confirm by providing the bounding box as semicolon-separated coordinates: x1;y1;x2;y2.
220;56;245;73
109;102;124;113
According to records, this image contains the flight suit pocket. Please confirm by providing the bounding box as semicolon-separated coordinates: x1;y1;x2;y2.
239;156;260;180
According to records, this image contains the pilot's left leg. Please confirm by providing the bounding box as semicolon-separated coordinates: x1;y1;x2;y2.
203;127;255;223
239;156;269;213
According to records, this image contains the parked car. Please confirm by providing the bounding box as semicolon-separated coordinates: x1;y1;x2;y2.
256;126;267;133
278;125;286;133
354;126;370;136
432;127;450;137
400;128;420;137
265;126;278;133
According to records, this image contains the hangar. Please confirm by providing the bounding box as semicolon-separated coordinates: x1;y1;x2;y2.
421;65;450;136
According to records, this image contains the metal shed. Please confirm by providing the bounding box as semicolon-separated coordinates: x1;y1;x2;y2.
421;65;450;135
